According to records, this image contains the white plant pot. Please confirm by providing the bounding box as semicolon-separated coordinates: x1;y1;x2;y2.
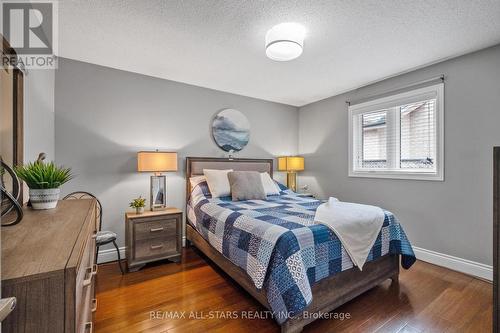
29;188;60;210
136;207;144;214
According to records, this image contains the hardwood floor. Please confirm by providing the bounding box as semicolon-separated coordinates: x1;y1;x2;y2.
95;248;492;333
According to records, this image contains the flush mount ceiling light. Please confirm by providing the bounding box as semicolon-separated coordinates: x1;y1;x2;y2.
265;22;306;61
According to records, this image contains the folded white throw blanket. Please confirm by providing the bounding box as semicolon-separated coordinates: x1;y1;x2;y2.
314;197;385;270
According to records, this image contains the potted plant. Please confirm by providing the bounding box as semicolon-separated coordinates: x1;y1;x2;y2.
130;196;146;214
15;159;73;210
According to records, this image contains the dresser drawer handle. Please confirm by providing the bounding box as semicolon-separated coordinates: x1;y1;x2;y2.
150;227;164;232
150;244;164;250
84;322;93;333
91;298;98;312
83;265;98;287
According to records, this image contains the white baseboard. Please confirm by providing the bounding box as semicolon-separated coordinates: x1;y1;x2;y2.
413;246;492;281
97;243;492;282
97;246;126;264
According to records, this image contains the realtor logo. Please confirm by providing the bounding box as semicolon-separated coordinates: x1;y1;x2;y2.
1;1;58;69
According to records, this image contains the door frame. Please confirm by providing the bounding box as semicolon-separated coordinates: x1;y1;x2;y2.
494;147;500;332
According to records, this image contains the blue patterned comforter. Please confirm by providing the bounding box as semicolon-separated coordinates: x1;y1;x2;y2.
187;178;416;324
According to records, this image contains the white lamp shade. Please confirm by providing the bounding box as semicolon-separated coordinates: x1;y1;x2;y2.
265;23;305;61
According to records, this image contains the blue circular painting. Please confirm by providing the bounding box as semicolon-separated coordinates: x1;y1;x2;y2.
212;109;250;152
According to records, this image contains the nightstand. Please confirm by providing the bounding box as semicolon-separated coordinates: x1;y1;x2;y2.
125;208;182;272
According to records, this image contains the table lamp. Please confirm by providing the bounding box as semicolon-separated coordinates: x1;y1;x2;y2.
137;151;178;210
278;156;304;192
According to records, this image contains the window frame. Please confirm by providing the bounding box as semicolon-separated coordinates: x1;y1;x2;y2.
348;83;444;181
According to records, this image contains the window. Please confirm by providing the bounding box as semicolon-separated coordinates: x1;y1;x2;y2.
349;83;444;180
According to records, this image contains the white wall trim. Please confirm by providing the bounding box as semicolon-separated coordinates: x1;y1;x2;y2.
97;244;492;282
97;246;126;264
413;246;492;282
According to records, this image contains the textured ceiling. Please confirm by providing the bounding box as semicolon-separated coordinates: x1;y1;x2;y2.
58;0;500;106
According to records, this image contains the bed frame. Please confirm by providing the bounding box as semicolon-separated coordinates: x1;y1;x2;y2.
185;157;399;333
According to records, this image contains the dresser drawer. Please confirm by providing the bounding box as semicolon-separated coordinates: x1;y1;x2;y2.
78;283;93;333
134;217;177;241
134;238;178;260
75;227;97;332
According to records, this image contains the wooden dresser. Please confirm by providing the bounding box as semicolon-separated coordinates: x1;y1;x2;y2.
1;199;98;333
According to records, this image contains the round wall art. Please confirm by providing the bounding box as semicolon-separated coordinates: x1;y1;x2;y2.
211;108;250;152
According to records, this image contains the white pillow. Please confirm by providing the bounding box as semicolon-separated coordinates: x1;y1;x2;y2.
260;172;281;196
203;169;233;198
189;175;206;190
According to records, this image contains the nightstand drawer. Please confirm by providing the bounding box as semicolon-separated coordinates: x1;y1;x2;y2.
134;218;177;241
135;238;177;260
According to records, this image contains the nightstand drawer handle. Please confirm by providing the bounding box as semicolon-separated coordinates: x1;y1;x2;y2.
150;227;164;232
150;244;164;250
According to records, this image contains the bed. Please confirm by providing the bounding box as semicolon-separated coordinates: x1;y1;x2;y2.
185;157;415;333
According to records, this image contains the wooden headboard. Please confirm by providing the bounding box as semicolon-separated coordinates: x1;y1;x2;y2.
185;157;274;197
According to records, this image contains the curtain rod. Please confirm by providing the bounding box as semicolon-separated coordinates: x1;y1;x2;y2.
346;74;445;106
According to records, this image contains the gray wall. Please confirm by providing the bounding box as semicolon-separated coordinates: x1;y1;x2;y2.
24;69;55;162
55;58;298;248
298;44;500;265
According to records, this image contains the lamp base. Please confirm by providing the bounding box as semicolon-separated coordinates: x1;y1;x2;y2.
287;172;297;192
151;206;168;211
150;174;167;211
151;206;168;212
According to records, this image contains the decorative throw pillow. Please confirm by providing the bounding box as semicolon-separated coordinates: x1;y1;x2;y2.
228;171;267;201
203;169;233;198
260;172;281;196
189;175;207;191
